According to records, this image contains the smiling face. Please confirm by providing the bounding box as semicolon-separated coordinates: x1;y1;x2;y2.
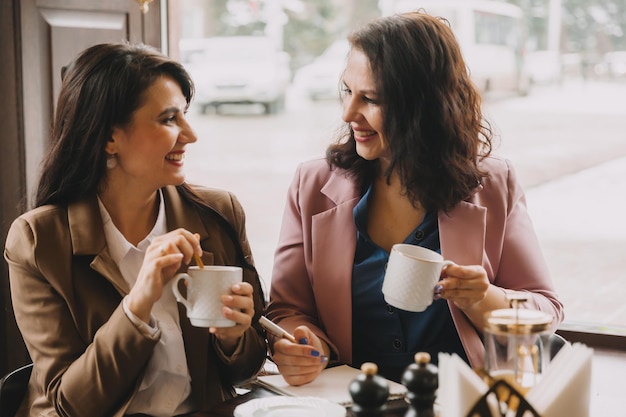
341;48;389;167
105;75;197;195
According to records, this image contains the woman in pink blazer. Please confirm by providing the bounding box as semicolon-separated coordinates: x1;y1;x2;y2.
266;11;564;385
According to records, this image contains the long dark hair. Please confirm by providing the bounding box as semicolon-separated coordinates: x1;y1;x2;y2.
34;42;194;208
327;11;493;212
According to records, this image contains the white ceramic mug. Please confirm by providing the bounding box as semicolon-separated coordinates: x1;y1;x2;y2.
172;265;242;327
382;244;454;312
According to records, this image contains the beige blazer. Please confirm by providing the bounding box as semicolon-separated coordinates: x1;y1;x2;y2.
267;156;564;369
4;185;267;417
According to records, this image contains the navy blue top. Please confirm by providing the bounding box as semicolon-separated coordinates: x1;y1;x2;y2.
351;185;468;382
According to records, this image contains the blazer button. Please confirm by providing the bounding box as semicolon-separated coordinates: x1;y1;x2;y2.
386;305;395;314
414;229;425;241
393;339;402;350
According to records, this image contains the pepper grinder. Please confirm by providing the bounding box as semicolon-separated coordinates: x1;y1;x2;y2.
401;352;438;417
349;362;389;416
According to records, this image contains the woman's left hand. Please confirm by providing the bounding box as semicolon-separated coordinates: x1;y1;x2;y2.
209;281;255;354
436;264;490;310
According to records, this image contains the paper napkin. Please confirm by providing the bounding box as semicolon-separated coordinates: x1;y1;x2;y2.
438;343;593;417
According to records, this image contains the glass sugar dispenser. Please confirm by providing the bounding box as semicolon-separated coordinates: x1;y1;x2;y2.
482;293;554;394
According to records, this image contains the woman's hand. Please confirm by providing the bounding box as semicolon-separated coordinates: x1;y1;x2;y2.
436;264;490;310
210;281;256;354
436;263;509;329
271;325;329;386
126;228;202;322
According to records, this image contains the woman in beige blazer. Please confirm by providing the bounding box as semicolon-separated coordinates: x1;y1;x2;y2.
266;12;564;385
4;43;266;416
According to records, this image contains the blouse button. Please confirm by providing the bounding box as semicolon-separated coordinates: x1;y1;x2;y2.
386;305;395;314
393;339;402;350
414;229;425;241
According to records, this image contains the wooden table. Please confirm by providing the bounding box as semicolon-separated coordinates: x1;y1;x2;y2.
202;383;411;417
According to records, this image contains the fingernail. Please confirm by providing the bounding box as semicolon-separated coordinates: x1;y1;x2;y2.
310;350;320;357
320;355;329;363
434;284;443;292
433;293;442;300
298;337;308;345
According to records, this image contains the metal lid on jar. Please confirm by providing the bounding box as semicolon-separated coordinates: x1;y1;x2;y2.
484;308;553;335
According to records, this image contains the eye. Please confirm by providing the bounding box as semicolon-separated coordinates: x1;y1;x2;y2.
362;95;376;104
162;113;178;124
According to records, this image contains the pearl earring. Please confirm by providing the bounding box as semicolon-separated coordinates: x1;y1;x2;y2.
106;154;117;169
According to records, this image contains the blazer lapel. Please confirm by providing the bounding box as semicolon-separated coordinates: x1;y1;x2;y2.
313;171;360;361
162;186;207;240
439;200;486;266
67;196;130;295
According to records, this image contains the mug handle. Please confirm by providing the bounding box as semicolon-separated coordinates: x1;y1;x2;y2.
171;273;192;312
441;260;456;270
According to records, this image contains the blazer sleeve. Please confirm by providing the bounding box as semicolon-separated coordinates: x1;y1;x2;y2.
4;215;158;417
264;164;336;353
492;159;564;329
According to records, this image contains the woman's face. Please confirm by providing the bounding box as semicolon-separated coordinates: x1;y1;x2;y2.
107;75;197;193
341;48;389;165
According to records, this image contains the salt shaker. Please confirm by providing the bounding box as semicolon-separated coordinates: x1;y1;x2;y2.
349;362;389;416
401;352;438;417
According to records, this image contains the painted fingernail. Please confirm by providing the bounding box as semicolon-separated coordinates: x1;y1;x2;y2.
310;350;320;357
320;355;329;363
298;337;308;345
434;284;443;292
433;293;442;300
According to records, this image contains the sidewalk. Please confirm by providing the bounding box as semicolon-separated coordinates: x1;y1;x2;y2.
526;156;626;332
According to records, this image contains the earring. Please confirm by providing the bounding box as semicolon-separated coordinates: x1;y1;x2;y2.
106;153;117;169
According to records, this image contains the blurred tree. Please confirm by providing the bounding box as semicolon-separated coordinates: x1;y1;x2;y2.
283;0;341;70
511;0;626;53
346;0;382;30
561;0;626;52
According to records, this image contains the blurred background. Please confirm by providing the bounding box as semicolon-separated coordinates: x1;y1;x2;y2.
175;0;626;336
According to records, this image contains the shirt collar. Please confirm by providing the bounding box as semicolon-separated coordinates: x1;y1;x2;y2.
97;189;167;264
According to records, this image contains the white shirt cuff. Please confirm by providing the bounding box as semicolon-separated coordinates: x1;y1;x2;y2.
123;296;159;337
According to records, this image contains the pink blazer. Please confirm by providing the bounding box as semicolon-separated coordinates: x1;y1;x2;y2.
267;156;564;369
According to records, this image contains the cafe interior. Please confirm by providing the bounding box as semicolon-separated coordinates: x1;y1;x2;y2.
0;1;624;416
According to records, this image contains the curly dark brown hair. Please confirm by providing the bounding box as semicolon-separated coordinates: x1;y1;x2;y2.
327;11;494;212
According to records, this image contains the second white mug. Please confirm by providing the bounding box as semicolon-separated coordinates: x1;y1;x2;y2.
382;244;454;312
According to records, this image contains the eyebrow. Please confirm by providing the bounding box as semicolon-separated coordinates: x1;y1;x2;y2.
341;80;378;96
157;106;181;117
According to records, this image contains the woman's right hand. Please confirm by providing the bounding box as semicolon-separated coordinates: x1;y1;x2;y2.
272;325;330;386
126;228;202;323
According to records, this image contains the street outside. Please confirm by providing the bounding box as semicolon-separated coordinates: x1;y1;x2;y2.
182;78;626;333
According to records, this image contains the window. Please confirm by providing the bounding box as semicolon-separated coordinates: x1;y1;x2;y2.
178;0;626;345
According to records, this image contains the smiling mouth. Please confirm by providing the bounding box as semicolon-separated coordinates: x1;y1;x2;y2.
354;130;377;139
165;153;184;161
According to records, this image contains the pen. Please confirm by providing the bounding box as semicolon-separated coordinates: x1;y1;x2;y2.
259;315;297;343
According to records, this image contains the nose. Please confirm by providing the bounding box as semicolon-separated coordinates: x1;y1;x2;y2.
341;94;360;123
179;115;198;144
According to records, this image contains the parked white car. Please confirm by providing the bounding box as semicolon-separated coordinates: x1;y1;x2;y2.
182;36;291;114
293;40;349;101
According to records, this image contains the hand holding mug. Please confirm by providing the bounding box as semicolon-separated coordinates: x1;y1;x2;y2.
127;228;202;322
435;263;491;310
209;281;256;352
